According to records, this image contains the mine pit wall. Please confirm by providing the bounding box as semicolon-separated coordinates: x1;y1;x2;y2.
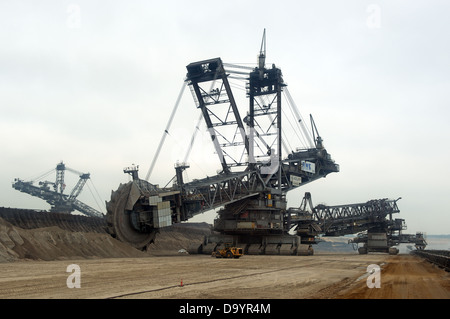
0;207;142;262
0;207;107;233
412;250;450;271
0;216;147;262
0;207;211;262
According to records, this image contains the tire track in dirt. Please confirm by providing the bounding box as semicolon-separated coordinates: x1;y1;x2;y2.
105;259;349;299
331;255;450;299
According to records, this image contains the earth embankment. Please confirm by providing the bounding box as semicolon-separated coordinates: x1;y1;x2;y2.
0;207;210;262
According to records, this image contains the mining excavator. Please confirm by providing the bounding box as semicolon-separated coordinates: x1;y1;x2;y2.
105;31;424;255
12;161;103;218
289;192;427;255
106;31;338;254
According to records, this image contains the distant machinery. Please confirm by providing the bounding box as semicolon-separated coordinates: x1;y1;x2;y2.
288;192;427;254
12;161;103;218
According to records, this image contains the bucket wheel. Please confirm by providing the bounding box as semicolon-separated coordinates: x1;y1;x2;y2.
106;182;156;250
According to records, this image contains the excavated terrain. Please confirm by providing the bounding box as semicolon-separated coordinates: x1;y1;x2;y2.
0;207;448;299
0;207;210;262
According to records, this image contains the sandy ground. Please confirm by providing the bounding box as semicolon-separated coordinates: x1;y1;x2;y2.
335;254;450;299
1;212;449;300
0;253;448;299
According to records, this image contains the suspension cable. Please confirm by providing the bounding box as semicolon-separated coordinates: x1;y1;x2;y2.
27;168;55;183
284;87;315;148
145;81;187;181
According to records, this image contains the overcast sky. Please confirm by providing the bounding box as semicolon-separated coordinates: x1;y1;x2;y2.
1;1;449;234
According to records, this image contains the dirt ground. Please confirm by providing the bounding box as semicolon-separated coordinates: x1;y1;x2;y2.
1;212;449;300
0;253;448;299
335;254;450;299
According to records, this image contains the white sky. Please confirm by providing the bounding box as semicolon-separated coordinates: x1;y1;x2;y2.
1;1;449;234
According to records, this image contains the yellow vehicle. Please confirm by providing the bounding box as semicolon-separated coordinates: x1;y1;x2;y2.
212;243;243;258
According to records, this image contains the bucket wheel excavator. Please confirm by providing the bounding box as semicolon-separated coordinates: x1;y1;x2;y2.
12;161;103;218
106;31;422;255
106;31;339;252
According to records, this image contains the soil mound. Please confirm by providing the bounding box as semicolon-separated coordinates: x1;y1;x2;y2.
0;217;147;262
0;207;107;233
0;207;211;262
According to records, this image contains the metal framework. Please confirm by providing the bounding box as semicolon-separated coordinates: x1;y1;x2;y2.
104;31;428;256
288;192;426;253
289;192;401;235
12;162;103;218
186;58;248;172
180;56;340;224
104;31;342;250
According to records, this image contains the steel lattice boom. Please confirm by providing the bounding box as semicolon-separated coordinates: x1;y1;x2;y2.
12;161;103;218
288;192;426;253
